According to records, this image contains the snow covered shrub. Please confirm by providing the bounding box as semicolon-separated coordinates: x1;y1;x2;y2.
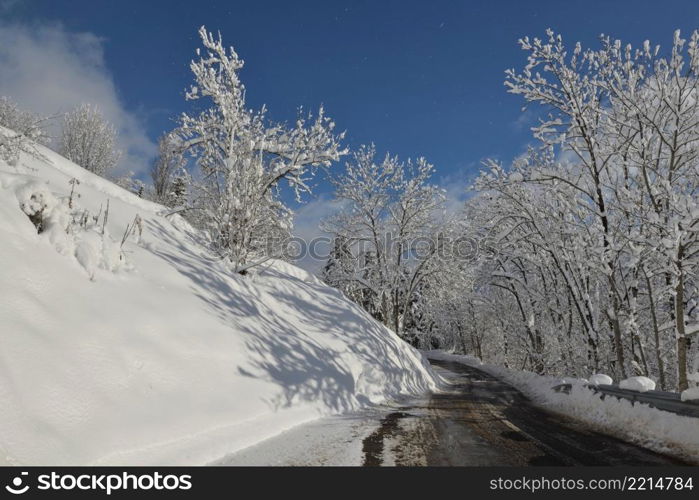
14;179;133;279
19;191;50;233
60;104;121;177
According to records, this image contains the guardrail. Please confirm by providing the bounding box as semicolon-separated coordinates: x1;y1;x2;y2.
551;383;699;418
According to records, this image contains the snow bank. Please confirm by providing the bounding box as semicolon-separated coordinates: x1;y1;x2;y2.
681;388;699;402
560;377;588;385
589;374;614;386
620;376;656;393
0;140;438;465
428;351;699;462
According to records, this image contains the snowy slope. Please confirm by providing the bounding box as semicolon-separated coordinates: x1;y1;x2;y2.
0;134;438;465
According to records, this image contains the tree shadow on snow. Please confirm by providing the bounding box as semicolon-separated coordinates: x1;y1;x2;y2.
144;218;431;414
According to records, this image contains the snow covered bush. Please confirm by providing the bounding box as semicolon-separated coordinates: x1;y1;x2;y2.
174;26;345;274
60;104;121;177
13;178;133;279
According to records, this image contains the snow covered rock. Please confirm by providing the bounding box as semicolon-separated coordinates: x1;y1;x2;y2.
619;376;656;393
680;387;699;402
589;374;613;386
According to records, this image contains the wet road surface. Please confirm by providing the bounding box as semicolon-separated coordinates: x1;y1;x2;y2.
361;358;689;466
216;358;691;466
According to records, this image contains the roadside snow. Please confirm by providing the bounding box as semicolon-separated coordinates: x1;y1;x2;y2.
560;377;588;385
427;351;699;462
681;388;699;402
0;139;439;465
589;374;614;386
620;376;656;393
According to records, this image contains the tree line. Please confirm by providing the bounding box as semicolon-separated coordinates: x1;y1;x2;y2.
1;27;697;391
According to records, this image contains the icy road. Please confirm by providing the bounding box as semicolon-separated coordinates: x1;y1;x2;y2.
215;358;690;466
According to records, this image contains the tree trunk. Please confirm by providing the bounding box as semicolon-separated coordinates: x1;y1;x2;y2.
644;269;667;390
675;253;688;391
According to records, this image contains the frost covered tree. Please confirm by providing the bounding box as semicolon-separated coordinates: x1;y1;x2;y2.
322;145;446;339
376;29;699;391
0;96;50;165
60;104;121;176
176;26;345;273
151;132;186;206
423;29;699;390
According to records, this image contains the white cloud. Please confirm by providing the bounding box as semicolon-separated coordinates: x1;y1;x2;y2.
511;106;538;133
437;165;479;216
0;22;156;175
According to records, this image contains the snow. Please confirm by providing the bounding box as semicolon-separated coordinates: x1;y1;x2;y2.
681;388;699;402
0;137;438;465
560;377;588;385
429;351;699;461
213;412;375;466
589;374;614;386
619;376;656;393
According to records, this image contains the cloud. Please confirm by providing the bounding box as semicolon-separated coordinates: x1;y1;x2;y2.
0;0;23;12
291;194;347;275
436;163;479;216
511;106;538;133
0;22;156;175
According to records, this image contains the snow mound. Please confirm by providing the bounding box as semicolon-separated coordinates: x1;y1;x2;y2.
560;377;587;385
681;388;699;402
0;138;438;465
589;374;614;386
3;175;134;278
619;376;656;393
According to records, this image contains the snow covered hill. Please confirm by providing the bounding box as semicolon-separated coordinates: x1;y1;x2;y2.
0;135;438;465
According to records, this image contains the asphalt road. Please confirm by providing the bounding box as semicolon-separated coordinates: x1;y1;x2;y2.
217;358;691;466
360;358;689;466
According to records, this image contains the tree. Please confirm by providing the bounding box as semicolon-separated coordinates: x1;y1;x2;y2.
60;104;121;176
176;26;346;273
322;144;446;339
0;96;50;165
151;132;186;205
430;29;699;390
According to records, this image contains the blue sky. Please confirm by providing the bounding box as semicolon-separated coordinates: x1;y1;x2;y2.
4;1;699;183
2;0;699;269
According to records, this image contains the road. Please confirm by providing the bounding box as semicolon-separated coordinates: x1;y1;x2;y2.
216;358;689;466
